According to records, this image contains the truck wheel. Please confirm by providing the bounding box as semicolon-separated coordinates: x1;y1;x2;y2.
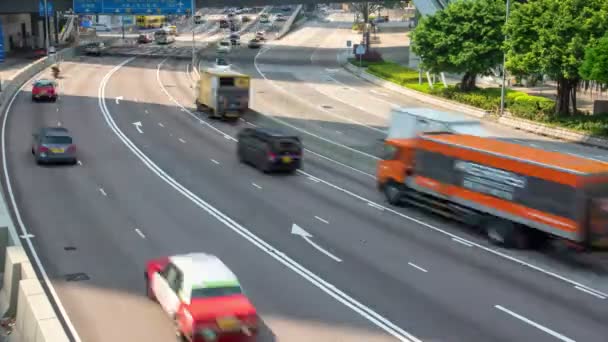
383;181;402;205
486;219;530;249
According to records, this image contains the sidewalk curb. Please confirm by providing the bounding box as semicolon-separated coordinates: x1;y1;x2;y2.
342;61;608;150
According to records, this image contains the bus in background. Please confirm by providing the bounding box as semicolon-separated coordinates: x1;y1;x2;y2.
136;16;166;29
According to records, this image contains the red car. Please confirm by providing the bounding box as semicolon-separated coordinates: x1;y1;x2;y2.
145;253;258;342
31;79;58;102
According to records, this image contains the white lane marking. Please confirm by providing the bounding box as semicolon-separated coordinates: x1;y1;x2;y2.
133;121;144;133
115;96;123;104
335;130;343;134
158;122;165;127
224;134;232;140
367;202;385;211
211;159;220;165
325;74;400;115
407;262;428;273
56;108;59;112
106;57;420;342
134;228;146;239
144;109;149;114
370;89;389;96
252;183;262;189
315;216;329;224
179;138;186;143
57;121;62;127
77;160;83;166
452;237;473;247
3;67;82;342
20;233;35;239
291;224;342;262
99;188;107;196
574;286;606;299
308;176;321;183
494;305;576;342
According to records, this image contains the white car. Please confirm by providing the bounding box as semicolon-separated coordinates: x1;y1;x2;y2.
217;40;232;53
91;23;111;32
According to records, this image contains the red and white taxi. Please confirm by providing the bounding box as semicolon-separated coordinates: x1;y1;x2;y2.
145;253;258;341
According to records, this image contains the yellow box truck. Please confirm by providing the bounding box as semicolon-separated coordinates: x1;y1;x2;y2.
195;68;251;120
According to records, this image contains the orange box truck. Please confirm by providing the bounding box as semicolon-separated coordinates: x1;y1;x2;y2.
377;108;608;250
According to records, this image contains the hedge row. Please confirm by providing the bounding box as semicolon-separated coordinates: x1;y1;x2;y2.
358;61;608;137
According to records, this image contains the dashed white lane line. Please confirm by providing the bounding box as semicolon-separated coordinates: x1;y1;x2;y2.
252;183;262;189
367;202;385;211
134;228;146;239
211;159;220;165
57;121;62;127
179;138;187;143
315;216;329;224
494;305;575;342
452;237;473;247
574;285;606;299
56;108;59;112
77;160;82;166
98;188;107;196
408;262;428;273
158;122;165;127
144;109;149;114
335;130;343;134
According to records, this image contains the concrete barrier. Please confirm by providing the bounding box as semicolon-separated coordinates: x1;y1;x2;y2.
0;46;86;340
276;5;304;40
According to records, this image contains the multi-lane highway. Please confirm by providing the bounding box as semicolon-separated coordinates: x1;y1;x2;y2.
2;7;608;342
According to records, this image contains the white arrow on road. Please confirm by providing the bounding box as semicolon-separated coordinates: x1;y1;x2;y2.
133;121;144;134
291;224;342;262
116;96;124;104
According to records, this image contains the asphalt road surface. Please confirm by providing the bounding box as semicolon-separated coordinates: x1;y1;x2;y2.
2;9;608;342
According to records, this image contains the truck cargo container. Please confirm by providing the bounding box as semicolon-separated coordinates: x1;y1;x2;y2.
195;68;250;120
377;108;608;250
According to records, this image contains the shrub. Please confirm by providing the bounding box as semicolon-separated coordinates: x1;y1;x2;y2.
352;22;364;31
508;94;555;120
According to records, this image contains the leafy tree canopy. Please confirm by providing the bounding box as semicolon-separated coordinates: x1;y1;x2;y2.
410;0;505;90
580;33;608;85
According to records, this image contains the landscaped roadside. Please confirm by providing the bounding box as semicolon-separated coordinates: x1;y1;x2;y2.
348;59;608;137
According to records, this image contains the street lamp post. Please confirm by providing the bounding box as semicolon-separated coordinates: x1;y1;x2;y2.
44;0;50;56
191;1;196;73
499;0;511;116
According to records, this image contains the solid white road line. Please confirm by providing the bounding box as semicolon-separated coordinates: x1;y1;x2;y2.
99;188;107;196
179;138;186;143
158;122;165;127
367;202;385;211
20;233;35;239
3;68;82;341
164;57;608;299
134;228;146;239
494;305;576;342
106;57;421;342
452;237;473;247
315;216;329;224
211;159;220;165
408;262;428;273
252;183;262;189
574;286;606;300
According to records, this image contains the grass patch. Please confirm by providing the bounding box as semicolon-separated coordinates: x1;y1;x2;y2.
348;60;608;137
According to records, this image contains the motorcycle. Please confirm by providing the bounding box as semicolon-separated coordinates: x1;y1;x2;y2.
51;65;60;79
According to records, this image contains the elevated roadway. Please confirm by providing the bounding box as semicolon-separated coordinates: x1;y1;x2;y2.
2;6;608;342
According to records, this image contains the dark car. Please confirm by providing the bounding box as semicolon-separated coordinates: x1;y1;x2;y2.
237;128;302;173
248;38;262;49
137;34;152;44
31;79;58;102
31;127;77;165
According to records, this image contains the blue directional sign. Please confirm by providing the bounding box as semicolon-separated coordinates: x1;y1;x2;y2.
39;0;54;17
73;0;194;15
74;0;102;14
0;18;5;63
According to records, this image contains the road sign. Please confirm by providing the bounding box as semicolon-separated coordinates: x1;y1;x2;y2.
73;0;195;15
0;18;4;63
346;40;352;48
39;0;54;17
355;44;366;55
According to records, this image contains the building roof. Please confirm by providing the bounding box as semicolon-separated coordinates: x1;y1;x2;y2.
423;133;608;175
170;253;239;288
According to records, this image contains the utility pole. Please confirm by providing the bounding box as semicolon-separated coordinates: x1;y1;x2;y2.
499;0;511;116
191;0;196;73
44;0;50;55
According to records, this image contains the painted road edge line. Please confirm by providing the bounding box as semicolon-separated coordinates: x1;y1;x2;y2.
574;286;606;300
494;305;576;342
105;57;420;342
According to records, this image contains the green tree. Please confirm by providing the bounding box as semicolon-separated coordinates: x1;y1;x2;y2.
351;2;382;23
505;0;608;115
580;33;608;85
410;0;505;91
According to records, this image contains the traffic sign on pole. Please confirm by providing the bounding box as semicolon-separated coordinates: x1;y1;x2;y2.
73;0;194;15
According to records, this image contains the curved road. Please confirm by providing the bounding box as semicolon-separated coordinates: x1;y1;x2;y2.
1;12;608;342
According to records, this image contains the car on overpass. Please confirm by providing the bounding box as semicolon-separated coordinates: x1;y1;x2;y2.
145;253;258;341
31;127;77;165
